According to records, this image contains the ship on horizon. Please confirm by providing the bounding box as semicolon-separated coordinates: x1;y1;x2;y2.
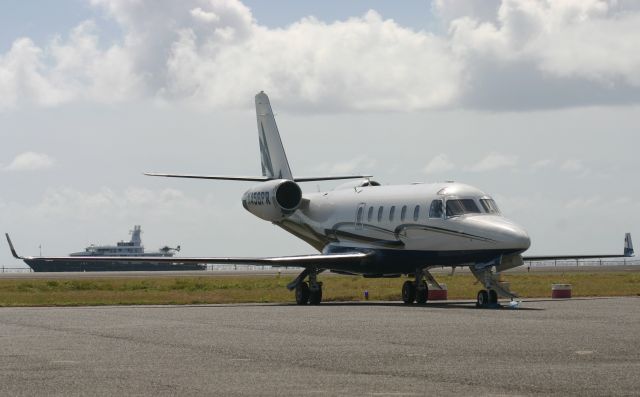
23;225;205;272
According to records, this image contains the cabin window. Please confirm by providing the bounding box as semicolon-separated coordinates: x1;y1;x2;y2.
378;206;383;222
357;206;364;223
389;206;396;222
413;205;420;221
400;206;407;221
367;206;374;222
446;199;481;217
480;198;501;214
429;200;443;218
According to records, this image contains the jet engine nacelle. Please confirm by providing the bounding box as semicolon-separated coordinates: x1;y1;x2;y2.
242;179;302;221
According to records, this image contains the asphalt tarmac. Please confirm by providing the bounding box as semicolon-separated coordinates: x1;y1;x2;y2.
1;297;639;396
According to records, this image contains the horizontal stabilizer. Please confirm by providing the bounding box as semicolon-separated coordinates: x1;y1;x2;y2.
144;173;270;182
145;173;373;182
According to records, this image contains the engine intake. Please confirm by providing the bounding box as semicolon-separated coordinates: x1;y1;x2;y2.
242;179;302;221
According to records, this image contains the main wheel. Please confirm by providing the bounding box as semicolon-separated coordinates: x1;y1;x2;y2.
402;280;416;304
488;289;498;305
476;289;488;308
295;282;310;305
309;285;323;305
416;281;428;304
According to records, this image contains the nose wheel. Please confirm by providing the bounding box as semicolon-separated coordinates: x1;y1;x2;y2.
476;289;499;308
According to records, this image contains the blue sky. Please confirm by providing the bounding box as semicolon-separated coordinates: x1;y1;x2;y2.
0;0;437;51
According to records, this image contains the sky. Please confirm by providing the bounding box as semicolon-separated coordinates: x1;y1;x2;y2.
1;0;639;268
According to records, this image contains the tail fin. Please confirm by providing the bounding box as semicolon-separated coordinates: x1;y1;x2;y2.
624;233;634;257
256;92;293;180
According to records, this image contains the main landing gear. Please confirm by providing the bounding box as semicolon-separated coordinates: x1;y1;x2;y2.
402;268;429;305
289;268;323;305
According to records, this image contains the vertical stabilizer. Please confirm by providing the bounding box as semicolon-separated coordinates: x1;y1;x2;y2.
255;92;293;180
624;233;634;256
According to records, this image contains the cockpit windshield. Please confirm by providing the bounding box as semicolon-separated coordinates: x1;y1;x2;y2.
479;198;501;214
445;199;481;217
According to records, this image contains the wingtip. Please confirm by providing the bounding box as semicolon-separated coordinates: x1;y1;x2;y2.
5;233;22;259
624;232;634;257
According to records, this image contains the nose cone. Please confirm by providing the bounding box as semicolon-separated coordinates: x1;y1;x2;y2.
508;223;531;251
465;216;531;251
492;218;531;251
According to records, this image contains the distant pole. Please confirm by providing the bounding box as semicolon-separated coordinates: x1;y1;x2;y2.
39;244;42;257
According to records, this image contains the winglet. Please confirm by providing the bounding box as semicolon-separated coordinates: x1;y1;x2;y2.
5;233;23;259
624;233;634;257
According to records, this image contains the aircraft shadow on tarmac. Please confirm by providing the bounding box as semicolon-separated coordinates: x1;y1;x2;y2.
127;301;544;311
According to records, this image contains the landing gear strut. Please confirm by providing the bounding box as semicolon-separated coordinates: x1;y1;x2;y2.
402;269;429;305
290;268;323;305
308;270;323;305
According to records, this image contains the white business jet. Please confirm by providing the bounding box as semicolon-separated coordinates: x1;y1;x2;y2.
6;92;634;307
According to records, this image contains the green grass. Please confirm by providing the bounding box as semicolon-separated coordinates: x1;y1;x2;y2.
0;272;638;307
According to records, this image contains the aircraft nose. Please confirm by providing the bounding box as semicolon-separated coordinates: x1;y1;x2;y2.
474;216;530;250
497;221;530;250
509;224;531;250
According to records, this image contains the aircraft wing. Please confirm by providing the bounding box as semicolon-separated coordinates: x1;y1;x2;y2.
523;233;634;261
5;233;371;268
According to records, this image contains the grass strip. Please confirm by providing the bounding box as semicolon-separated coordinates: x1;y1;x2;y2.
0;272;638;307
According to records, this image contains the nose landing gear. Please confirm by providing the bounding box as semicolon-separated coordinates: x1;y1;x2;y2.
475;289;499;308
470;261;517;309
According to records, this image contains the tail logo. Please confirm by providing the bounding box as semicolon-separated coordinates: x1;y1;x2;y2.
259;122;275;177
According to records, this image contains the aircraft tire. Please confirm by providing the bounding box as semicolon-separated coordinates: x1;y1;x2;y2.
476;290;488;308
295;282;310;305
402;280;416;304
488;289;498;305
416;281;428;304
309;286;322;305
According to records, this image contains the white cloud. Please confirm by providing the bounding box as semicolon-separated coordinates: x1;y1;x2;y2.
531;158;554;171
423;154;455;174
469;153;517;172
4;152;55;171
190;7;221;23
1;0;640;111
31;186;219;222
560;159;585;172
564;195;602;210
321;155;376;175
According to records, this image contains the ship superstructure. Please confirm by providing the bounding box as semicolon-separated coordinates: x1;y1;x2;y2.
24;225;204;272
